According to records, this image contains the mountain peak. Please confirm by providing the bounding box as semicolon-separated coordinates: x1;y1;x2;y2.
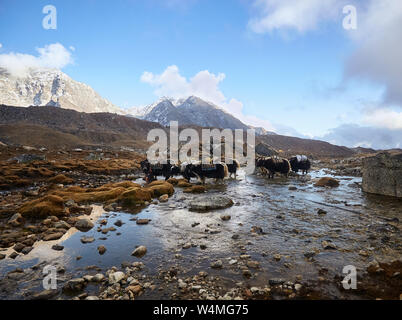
0;68;124;115
131;95;250;130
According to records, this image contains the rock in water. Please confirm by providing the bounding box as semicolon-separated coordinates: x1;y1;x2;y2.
132;246;147;258
75;219;94;232
98;245;107;255
108;271;125;284
362;152;402;198
189;196;233;212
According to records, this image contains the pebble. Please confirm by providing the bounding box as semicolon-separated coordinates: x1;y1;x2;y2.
81;236;95;244
136;219;150;225
51;244;64;251
98;245;107;255
92;273;105;282
114;220;123;227
273;254;281;261
211;260;223;269
247;260;260;269
322;241;337;250
182;243;191;249
159;194;169;202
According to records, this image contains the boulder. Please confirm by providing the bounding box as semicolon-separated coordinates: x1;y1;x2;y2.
109;271;125;284
189;195;233;212
362;152;402;198
132;245;147;258
75;219;94;232
63;278;86;293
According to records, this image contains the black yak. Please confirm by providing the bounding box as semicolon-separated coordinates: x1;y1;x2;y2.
183;162;228;184
289;155;311;174
255;157;291;179
225;159;240;179
140;160;173;182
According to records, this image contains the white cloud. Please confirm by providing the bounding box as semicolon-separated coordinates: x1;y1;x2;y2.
362;108;402;130
345;0;402;106
141;65;276;130
248;1;402;108
0;43;2;49
0;43;74;77
319;124;402;149
248;0;341;34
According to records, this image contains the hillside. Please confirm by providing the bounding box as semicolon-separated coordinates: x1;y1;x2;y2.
0;105;163;149
0;105;356;158
258;134;355;157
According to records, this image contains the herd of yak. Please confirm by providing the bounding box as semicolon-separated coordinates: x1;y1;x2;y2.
141;155;311;184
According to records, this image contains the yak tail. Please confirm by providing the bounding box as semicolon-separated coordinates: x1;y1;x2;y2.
222;163;229;178
233;159;240;169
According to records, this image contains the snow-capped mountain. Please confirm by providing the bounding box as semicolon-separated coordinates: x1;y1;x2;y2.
0;68;124;114
131;96;250;130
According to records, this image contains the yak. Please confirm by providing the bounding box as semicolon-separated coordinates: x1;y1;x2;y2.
225;159;240;179
289;155;311;174
255;156;291;179
183;162;229;184
140;159;177;182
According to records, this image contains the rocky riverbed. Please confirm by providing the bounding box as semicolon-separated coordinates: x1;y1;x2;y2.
0;156;401;300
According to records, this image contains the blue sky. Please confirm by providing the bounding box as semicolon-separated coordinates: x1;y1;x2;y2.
0;0;401;148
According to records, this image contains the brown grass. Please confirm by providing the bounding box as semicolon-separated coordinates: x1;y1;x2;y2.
314;177;340;188
19;195;66;218
48;174;74;184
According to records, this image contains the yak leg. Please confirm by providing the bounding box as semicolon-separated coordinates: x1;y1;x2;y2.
193;172;202;184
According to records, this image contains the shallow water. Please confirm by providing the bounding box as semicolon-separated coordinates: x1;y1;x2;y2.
0;169;401;299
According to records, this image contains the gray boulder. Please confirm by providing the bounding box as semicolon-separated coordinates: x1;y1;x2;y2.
362;152;402;198
189;195;233;212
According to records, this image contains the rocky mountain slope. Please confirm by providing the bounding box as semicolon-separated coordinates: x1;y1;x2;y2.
0;68;124;114
0;105;355;157
258;134;355;157
132;96;250;130
0;105;162;149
